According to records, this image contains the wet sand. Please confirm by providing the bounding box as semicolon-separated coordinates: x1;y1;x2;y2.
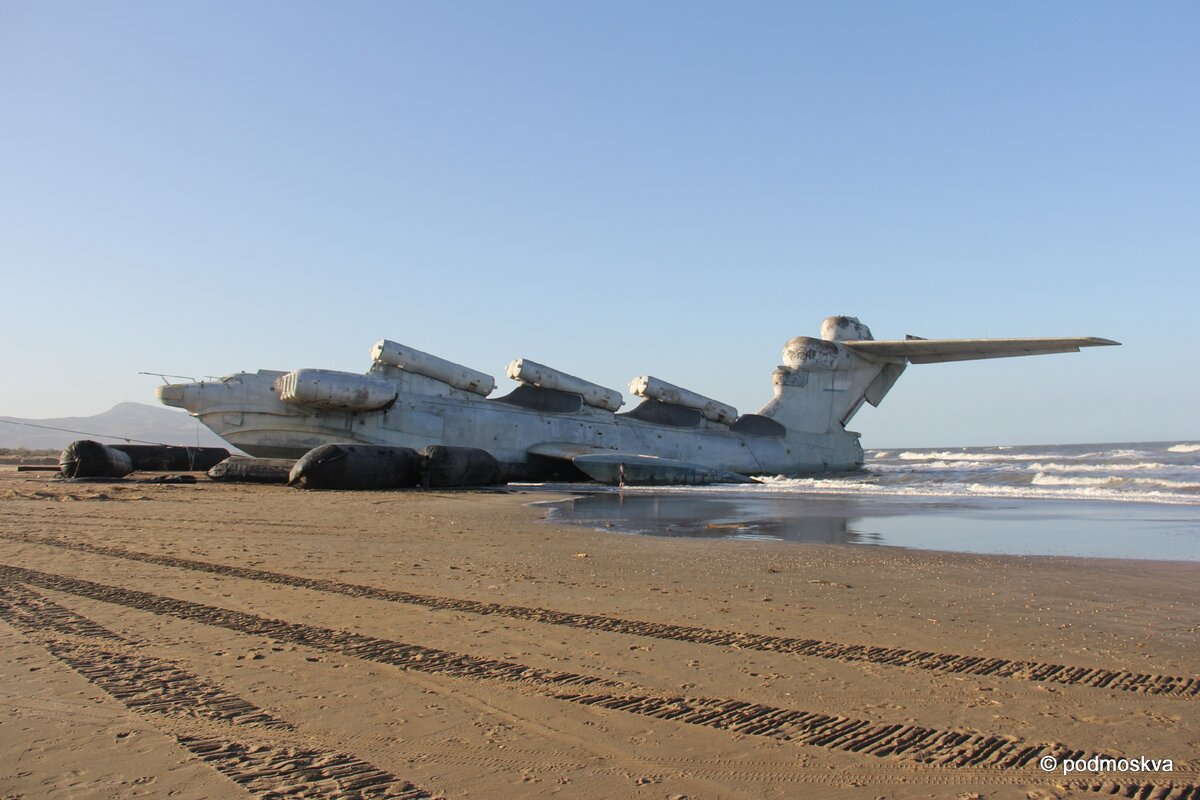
542;490;1200;561
0;469;1196;799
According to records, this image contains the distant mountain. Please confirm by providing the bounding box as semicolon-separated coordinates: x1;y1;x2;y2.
0;402;230;450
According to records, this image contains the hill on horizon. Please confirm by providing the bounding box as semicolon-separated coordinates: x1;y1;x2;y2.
0;402;230;450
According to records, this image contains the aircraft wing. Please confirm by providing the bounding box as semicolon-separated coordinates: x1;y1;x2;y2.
842;336;1119;364
527;442;757;486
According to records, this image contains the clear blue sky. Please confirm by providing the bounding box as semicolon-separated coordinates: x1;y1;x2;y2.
2;1;1196;447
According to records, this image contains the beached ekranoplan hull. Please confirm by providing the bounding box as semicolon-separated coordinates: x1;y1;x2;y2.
157;316;1117;484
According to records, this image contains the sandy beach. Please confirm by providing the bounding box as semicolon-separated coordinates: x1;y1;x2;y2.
1;469;1196;799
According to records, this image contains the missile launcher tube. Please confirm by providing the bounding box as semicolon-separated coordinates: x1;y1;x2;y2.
277;369;398;411
506;359;623;412
629;376;738;424
371;340;495;396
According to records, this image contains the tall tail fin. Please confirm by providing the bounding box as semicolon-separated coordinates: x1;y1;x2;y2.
756;317;1118;435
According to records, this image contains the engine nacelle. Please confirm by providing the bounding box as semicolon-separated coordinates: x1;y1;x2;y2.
506;359;623;412
277;369;398;412
629;376;738;424
371;340;496;396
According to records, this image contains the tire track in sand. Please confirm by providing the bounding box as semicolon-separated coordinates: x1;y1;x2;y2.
3;531;1192;698
3;564;1196;799
0;582;433;799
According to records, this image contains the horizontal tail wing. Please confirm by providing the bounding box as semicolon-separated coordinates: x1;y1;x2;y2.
842;337;1119;364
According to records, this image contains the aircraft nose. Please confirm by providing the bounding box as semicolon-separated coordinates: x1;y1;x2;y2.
156;383;191;409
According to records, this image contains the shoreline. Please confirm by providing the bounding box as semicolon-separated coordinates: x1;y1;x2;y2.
531;485;1200;563
1;470;1196;798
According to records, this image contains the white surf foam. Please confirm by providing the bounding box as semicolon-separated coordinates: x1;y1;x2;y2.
894;450;1046;462
571;443;1200;507
889;447;1163;464
1028;461;1190;473
891;450;1124;463
738;475;1199;505
1130;477;1200;491
1031;473;1120;487
1107;449;1150;459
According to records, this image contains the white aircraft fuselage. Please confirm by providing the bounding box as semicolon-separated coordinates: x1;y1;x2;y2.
157;316;1117;483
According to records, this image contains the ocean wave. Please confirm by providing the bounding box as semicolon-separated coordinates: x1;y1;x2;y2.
1027;461;1193;473
1026;473;1200;492
1131;477;1200;491
889;450;1128;463
1031;473;1120;487
921;460;1019;470
570;443;1200;507
867;461;1198;486
1107;449;1151;459
864;467;1032;486
870;460;1015;471
740;477;1199;505
960;483;1197;504
883;443;1171;462
894;450;1045;462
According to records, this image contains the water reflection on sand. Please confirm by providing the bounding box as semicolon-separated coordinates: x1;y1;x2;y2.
546;493;883;545
539;489;1200;562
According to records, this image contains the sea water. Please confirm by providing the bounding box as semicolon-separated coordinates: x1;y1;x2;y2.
537;441;1200;561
